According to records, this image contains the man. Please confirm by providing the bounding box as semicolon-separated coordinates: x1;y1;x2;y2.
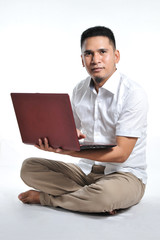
18;26;148;215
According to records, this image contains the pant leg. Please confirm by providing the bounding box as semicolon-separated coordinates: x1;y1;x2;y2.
40;171;145;213
20;157;92;196
21;159;145;213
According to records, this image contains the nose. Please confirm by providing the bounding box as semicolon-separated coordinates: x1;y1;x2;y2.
91;52;101;64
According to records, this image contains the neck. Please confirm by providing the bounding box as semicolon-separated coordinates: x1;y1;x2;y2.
93;68;117;93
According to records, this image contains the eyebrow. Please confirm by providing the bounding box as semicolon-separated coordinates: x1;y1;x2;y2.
83;48;108;54
83;50;93;54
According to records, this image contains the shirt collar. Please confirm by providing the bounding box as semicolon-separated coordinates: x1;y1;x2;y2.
89;70;120;95
102;70;120;94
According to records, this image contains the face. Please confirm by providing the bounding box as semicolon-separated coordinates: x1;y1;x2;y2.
81;36;120;91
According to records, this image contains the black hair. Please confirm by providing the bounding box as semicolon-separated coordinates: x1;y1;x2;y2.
81;26;116;49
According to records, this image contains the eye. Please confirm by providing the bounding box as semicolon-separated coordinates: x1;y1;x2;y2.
84;51;92;57
100;49;107;54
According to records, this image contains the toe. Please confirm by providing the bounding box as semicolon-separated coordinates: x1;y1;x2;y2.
18;191;30;202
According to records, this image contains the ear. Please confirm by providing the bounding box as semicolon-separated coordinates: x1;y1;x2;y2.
114;50;120;64
81;55;85;67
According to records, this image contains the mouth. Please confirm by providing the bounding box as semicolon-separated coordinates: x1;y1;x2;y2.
91;67;104;73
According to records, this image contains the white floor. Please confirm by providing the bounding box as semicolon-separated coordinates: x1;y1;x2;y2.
0;137;160;240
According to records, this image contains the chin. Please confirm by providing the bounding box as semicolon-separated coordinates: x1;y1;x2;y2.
94;76;104;84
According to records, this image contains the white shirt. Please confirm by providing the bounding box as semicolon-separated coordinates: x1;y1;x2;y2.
71;70;148;184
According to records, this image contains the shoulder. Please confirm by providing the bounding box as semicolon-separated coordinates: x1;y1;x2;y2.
119;72;147;99
120;73;142;89
72;77;91;102
119;72;148;111
73;77;91;93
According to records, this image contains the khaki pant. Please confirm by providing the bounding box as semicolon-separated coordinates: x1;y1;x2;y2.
20;157;145;213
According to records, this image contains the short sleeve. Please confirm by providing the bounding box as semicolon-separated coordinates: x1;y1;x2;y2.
116;88;148;138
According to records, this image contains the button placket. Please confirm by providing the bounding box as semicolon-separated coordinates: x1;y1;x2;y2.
94;96;101;141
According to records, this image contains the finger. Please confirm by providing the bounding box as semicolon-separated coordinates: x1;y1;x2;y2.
44;138;49;150
78;133;86;140
79;133;86;139
55;148;63;153
44;138;56;152
34;144;40;149
38;138;45;150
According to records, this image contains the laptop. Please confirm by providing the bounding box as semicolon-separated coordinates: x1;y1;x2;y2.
11;93;116;151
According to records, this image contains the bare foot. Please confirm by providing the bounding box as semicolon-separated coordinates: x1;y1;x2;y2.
18;190;40;204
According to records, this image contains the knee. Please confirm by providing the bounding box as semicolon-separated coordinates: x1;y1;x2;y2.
88;183;115;212
20;157;37;181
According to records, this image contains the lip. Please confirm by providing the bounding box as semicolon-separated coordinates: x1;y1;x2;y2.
91;67;104;72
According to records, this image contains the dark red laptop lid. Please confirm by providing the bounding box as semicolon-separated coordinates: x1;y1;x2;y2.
11;93;80;151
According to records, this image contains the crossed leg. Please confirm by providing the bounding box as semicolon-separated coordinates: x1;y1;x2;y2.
18;157;145;214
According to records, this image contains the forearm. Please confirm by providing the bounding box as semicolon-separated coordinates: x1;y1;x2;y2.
67;146;125;163
66;136;137;163
36;136;137;164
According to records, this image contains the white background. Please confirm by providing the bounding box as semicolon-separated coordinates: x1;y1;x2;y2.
0;0;160;146
0;1;160;239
